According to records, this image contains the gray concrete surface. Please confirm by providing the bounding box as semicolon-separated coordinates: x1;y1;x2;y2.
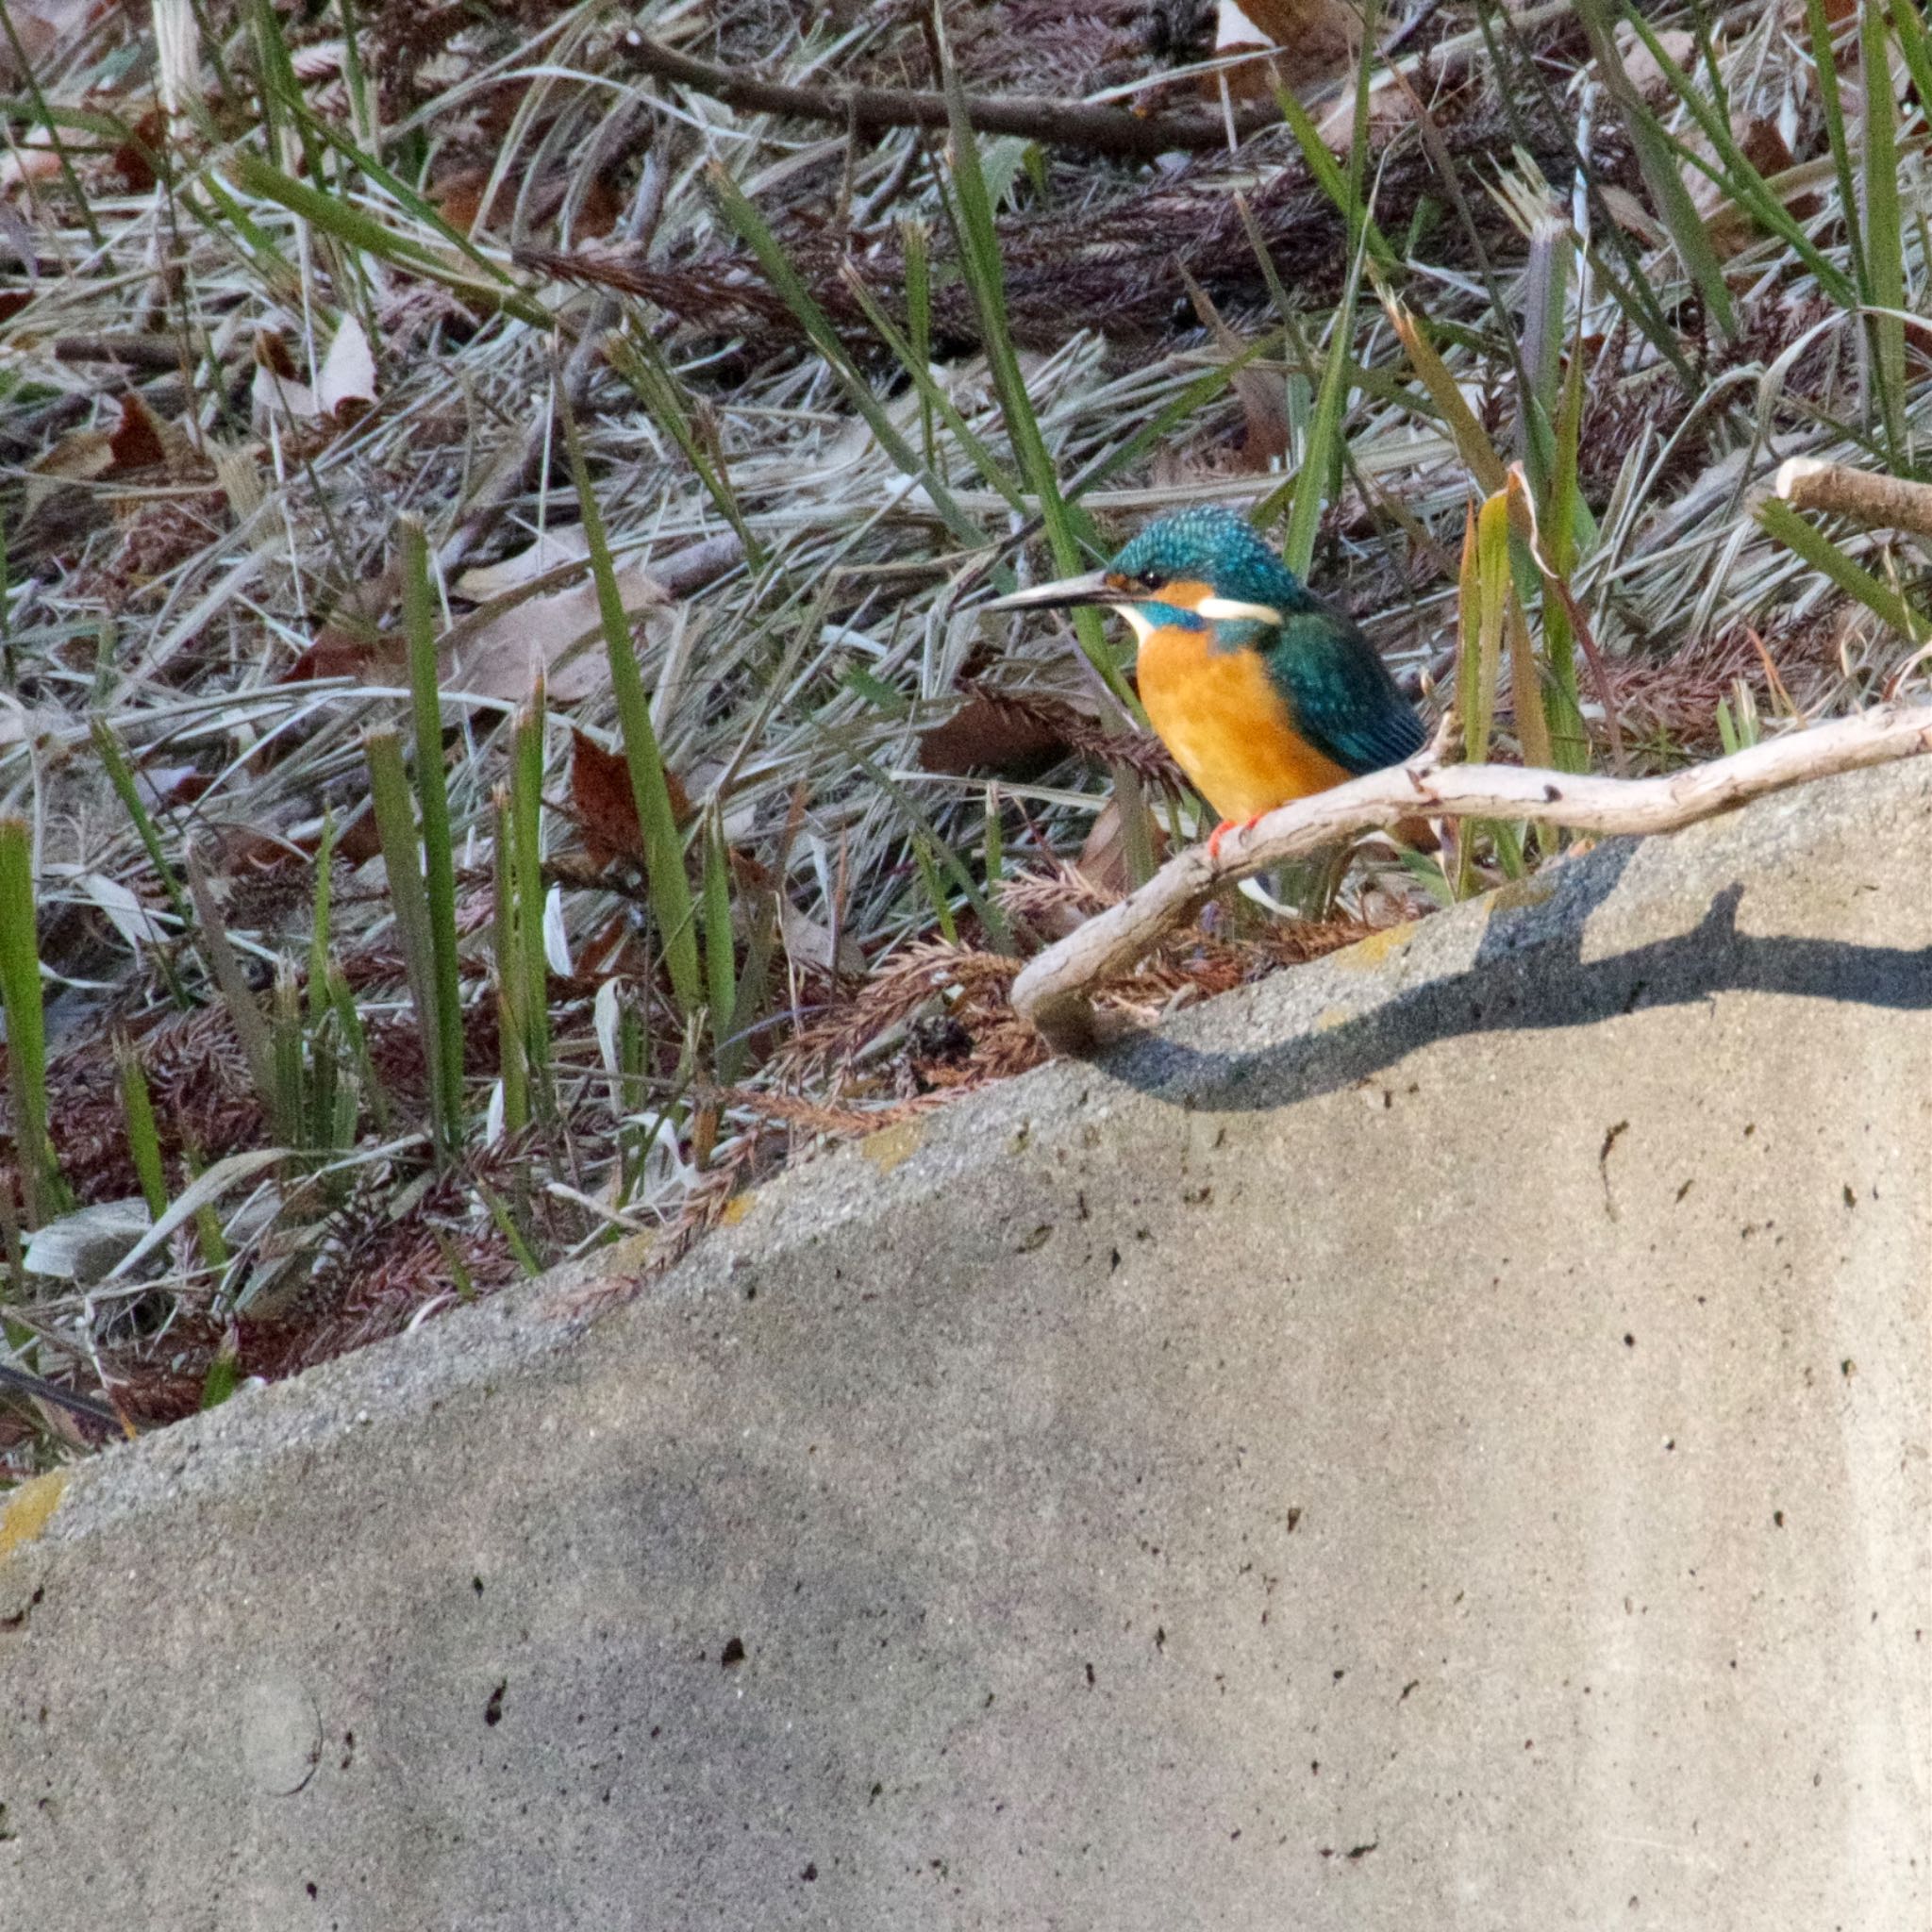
3;760;1929;1931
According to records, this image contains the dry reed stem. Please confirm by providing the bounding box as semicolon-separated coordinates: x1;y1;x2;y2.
1013;704;1932;1056
1774;458;1932;542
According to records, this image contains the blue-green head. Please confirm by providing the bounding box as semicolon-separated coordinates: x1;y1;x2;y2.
1105;507;1317;625
986;506;1319;638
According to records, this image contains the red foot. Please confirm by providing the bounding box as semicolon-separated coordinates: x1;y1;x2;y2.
1207;813;1264;861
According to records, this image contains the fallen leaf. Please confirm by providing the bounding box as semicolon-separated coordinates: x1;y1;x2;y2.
73;871;171;951
0;139;60;196
316;312;376;424
1311;75;1413;154
24;1199;153;1284
920;691;1072;777
252;326;317;425
778;894;863;979
1206;0;1360;101
1076;796;1169;903
107;392;168;472
569;728;691;871
110;112;163;192
1685;119;1814;258
1613;24;1696;101
21;393;177;529
452;528;598;599
448;530;668;702
283;621;400;684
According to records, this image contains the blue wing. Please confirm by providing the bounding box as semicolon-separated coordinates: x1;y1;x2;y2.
1261;607;1426;776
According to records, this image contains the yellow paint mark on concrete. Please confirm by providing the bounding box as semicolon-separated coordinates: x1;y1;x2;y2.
0;1471;69;1560
719;1190;757;1228
860;1120;924;1175
1334;920;1418;971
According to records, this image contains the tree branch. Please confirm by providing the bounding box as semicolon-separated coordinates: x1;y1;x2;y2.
616;31;1281;159
1013;703;1932;1057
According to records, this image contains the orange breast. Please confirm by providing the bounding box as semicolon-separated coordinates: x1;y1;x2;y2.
1136;621;1349;821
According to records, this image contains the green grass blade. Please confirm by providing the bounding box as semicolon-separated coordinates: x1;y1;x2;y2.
701;805;737;1068
932;40;1132;711
606;325;767;566
1384;294;1508;493
1541;322;1590;771
511;691;550;1112
1279;240;1366;578
308;811;336;1029
492;790;528;1138
1757;498;1928;642
401;516;467;1152
1804;0;1869;297
904;218;939;476
364;726;456;1154
1859;0;1906;459
229;153;552;326
834;264;1027;513
557;389;703;1015
1617;8;1857;308
184;843;279;1122
91;719;192;934
116;1042;169;1221
0;819;65;1226
1576;0;1737;338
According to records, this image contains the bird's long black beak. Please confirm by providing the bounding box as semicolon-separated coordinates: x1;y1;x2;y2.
984;569;1117;613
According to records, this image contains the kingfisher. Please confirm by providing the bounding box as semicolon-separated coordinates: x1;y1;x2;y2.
988;506;1426;858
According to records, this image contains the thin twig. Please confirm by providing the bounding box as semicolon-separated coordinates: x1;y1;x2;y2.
615;30;1284;158
1012;703;1932;1056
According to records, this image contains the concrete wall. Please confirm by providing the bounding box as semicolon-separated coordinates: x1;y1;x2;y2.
2;760;1928;1930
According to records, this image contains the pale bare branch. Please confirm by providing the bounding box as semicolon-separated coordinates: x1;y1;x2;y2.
1012;704;1932;1057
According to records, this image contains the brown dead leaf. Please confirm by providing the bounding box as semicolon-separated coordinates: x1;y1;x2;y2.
107;392;167;472
919;691;1071;778
431;166;622;242
254;328;298;379
778;894;864;980
1311;75;1414;154
111;110;163;192
20;393;179;541
1076;796;1169;903
1686;119;1812;258
1182;268;1289;471
283;623;401;684
0;0;110;75
569;728;691;871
